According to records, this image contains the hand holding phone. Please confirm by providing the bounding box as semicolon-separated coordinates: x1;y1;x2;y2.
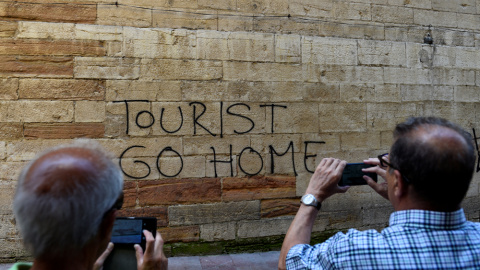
339;163;378;186
135;230;168;270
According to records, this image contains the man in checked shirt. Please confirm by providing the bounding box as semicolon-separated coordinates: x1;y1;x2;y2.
279;116;480;269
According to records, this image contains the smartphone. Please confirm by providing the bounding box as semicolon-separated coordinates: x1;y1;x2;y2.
104;217;157;270
339;163;377;186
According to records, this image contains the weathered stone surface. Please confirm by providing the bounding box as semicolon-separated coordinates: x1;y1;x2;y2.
106;80;181;101
413;9;457;28
0;56;73;77
0;123;22;140
0;39;105;56
318;103;367;132
372;5;414;24
24;123;104;139
224;62;304;82
0;2;96;23
0;78;18;100
140;59;222;81
0;21;16;37
0;101;73;122
261;198;299;218
200;222;236;241
228;32;275;62
168;201;260;226
152;8;217;30
97;4;151;27
74;57;140;79
75;101;106;122
222;176;295;201
17;21;75;39
275;34;301;63
302;37;357;65
138;178;221;206
158;225;200;243
358;40;406;67
19;79;104;100
237;217;292;238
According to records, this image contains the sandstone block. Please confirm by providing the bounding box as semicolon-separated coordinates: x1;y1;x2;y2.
288;0;333;18
0;181;17;212
0;21;16;37
383;67;430;85
17;21;75;39
0;123;22;140
118;206;169;227
75;101;106;122
121;180;137;208
0;101;73;122
254;17;321;37
432;68;476;86
196;31;229;60
158;155;207;179
303;133;341;153
224;62;304;82
140;59;222;81
275;34;301;63
456;86;480;102
318;103;367;132
0;55;73;77
119;157;160;181
333;2;371;21
200;222;236;241
19;79;104;100
454;103;476;128
198;0;235;9
400;85;432;101
152;8;217;30
431;86;454;101
218;11;254;32
265;103;318;133
0;238;26;258
237;217;292;238
0;2;96;23
106;80;181;101
342;23;385;40
340;84;375;103
222;176;296;201
75;24;123;41
168;201;260;226
138;178;221;206
295;172;311;196
97;4;151;27
440;30;475;47
24;123;104;139
421;101;455;120
358;40;406;67
250;134;303;153
0;78;18;100
221;102;266;135
183;136;250;155
262;152;304;176
227;32;275;62
372;5;413;24
302;37;357;66
340;132;381;151
457;13;480;31
98;137;183;158
367;103;417;131
304;82;340;102
261;198;299;218
414;10;457;28
456;47;479;69
0;214;18;238
235;149;266;177
0;141;4;160
158;226;200;243
387;0;431;8
150;102;194;136
309;65;384;84
74;57;140;80
0;162;25;181
380;130;394;149
0;39;105;56
237;0;289;14
432;0;476;13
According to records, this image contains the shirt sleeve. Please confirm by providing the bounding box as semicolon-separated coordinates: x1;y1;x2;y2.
285;232;344;270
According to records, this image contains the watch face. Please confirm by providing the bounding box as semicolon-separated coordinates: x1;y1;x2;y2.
303;194;315;204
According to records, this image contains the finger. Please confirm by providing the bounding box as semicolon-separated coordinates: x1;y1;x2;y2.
336;185;349;193
134;244;144;267
98;242;114;263
364;176;381;191
143;230;155;258
334;160;347;174
363;158;380;165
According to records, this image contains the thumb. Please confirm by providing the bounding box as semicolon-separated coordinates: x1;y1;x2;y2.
337;186;350;193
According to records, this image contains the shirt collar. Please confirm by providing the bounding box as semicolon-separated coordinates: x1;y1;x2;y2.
389;208;467;230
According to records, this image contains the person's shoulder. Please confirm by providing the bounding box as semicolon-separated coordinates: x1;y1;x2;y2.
8;262;32;270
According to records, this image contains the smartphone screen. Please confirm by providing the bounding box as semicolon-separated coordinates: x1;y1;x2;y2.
104;217;157;270
339;163;378;186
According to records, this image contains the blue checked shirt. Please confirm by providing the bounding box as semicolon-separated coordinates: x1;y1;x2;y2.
286;209;480;269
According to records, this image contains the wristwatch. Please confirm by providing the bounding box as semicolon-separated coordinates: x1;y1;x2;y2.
301;194;321;210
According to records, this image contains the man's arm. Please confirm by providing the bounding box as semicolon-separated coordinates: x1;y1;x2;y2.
278;158;348;270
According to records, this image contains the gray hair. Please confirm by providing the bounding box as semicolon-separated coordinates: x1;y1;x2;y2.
13;139;124;258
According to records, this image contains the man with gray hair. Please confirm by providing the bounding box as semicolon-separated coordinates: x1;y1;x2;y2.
11;140;167;270
279;116;480;269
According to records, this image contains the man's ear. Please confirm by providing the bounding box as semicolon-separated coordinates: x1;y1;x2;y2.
392;170;407;198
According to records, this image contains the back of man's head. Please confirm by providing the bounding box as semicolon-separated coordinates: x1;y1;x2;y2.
389;117;476;210
13;139;123;260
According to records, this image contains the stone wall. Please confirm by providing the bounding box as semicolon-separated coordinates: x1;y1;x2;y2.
1;0;480;260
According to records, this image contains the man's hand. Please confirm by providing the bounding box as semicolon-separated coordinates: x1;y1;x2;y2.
135;230;168;270
363;158;388;200
305;158;349;202
93;242;114;270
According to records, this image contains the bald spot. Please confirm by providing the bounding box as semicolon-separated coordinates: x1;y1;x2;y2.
24;147;105;197
412;125;468;154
